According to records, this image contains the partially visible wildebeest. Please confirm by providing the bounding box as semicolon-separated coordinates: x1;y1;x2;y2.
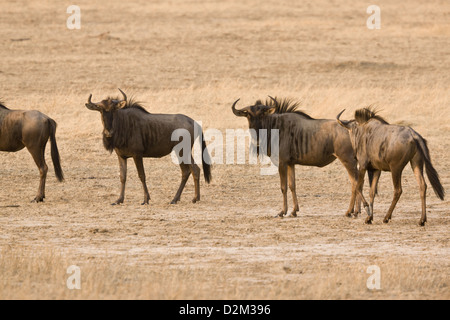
85;89;211;205
232;97;363;218
337;107;445;226
0;101;64;202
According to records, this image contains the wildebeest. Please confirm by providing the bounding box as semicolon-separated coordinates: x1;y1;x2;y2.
232;97;363;217
85;89;211;205
336;107;445;226
0;101;64;202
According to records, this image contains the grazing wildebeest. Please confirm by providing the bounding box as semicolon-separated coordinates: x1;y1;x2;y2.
85;89;211;205
232;97;364;217
0;101;64;202
336;107;445;226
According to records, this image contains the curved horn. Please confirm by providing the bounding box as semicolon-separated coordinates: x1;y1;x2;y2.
231;98;247;117
268;95;278;107
118;88;127;102
85;94;100;111
336;109;351;129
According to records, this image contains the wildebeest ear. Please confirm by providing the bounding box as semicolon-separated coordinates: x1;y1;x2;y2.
117;101;127;109
267;106;276;114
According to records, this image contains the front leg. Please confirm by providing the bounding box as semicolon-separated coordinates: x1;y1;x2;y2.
276;162;288;217
133;156;150;205
287;164;299;217
113;156;127;205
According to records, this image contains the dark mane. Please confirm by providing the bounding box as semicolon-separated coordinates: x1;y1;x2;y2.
257;97;314;119
354;107;389;124
108;96;150;114
123;99;150;114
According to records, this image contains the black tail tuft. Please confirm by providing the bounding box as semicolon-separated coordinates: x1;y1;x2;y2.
49;119;64;182
201;133;212;184
414;136;444;200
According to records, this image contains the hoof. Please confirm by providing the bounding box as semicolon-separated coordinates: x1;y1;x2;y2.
383;218;390;224
419;220;426;227
192;198;199;204
290;212;297;218
170;200;178;204
31;198;44;203
365;217;373;224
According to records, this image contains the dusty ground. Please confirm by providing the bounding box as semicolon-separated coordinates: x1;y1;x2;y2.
0;0;449;299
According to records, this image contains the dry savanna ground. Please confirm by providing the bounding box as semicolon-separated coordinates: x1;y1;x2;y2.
0;0;449;299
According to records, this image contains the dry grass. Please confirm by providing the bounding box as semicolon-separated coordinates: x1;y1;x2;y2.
1;246;448;300
0;0;449;299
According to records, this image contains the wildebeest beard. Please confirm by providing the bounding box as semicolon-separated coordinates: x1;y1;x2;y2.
103;134;114;153
250;118;275;158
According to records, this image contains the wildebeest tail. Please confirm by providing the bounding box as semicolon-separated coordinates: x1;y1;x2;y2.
201;131;212;184
413;133;444;200
48;119;64;182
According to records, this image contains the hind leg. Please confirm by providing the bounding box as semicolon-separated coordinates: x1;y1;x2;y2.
369;170;382;220
383;167;403;223
411;157;427;226
27;145;48;203
171;163;191;204
190;162;201;203
338;158;361;217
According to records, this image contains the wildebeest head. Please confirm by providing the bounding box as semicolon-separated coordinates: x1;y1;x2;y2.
85;88;128;138
336;108;389;152
336;109;359;150
231;97;277;132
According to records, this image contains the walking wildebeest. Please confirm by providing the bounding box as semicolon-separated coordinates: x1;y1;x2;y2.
232;97;364;217
0;101;64;202
85;89;211;205
336;107;445;226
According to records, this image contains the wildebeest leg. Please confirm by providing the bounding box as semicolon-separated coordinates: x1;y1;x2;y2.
355;167;372;223
369;170;382;220
383;167;403;223
27;145;48;203
277;163;288;217
339;158;360;217
171;163;191;204
113;156;127;205
133;156;150;205
190;162;201;203
287;164;299;217
411;157;427;226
